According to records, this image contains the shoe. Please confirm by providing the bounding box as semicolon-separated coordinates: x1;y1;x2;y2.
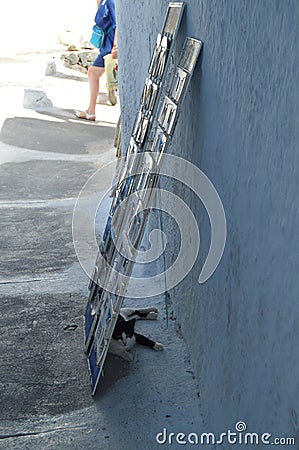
74;110;96;121
108;90;117;106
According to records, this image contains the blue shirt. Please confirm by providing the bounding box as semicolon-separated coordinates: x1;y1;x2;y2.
95;0;116;32
95;0;116;56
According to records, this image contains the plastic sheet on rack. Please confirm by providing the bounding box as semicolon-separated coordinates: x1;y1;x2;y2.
141;78;159;113
158;97;178;135
179;37;203;73
133;111;150;145
163;2;185;37
169;67;189;103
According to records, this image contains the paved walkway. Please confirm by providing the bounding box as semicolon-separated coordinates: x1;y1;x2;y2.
0;52;203;450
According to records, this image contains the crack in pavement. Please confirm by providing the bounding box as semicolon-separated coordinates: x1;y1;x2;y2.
0;424;88;440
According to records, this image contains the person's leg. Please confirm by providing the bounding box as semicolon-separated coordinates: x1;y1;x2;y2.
87;65;105;115
74;53;105;120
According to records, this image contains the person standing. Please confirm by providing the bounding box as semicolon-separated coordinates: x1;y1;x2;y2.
75;0;117;121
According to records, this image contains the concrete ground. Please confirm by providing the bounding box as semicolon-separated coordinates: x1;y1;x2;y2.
0;52;203;450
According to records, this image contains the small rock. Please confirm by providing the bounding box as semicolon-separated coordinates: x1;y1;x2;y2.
67;44;79;51
63;324;78;331
45;59;57;76
80;39;94;50
61;52;79;65
78;52;89;68
23;89;53;109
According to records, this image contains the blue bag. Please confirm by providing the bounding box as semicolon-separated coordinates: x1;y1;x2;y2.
90;24;113;49
90;25;105;49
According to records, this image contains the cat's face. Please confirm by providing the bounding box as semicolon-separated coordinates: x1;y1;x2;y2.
113;317;135;341
111;315;137;352
120;331;127;346
117;331;136;350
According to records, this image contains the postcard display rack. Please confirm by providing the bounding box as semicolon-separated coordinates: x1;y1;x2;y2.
84;2;203;395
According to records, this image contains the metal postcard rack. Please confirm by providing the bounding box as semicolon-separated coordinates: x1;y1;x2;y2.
84;2;203;396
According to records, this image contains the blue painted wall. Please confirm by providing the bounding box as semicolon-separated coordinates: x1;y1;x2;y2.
116;0;299;440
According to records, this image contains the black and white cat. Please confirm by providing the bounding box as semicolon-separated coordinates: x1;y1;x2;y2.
108;307;164;361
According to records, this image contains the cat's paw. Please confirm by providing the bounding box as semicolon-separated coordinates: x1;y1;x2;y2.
121;351;134;362
140;307;158;314
153;342;164;351
146;311;158;320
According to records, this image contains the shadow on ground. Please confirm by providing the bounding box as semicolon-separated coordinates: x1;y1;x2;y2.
0;292;131;422
1;116;116;154
95;354;131;397
50;71;88;82
0;207;76;278
0;292;92;420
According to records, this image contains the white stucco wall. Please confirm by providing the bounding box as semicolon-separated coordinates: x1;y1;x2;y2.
116;0;299;442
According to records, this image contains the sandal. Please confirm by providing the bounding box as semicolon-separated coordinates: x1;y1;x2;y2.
74;110;96;121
